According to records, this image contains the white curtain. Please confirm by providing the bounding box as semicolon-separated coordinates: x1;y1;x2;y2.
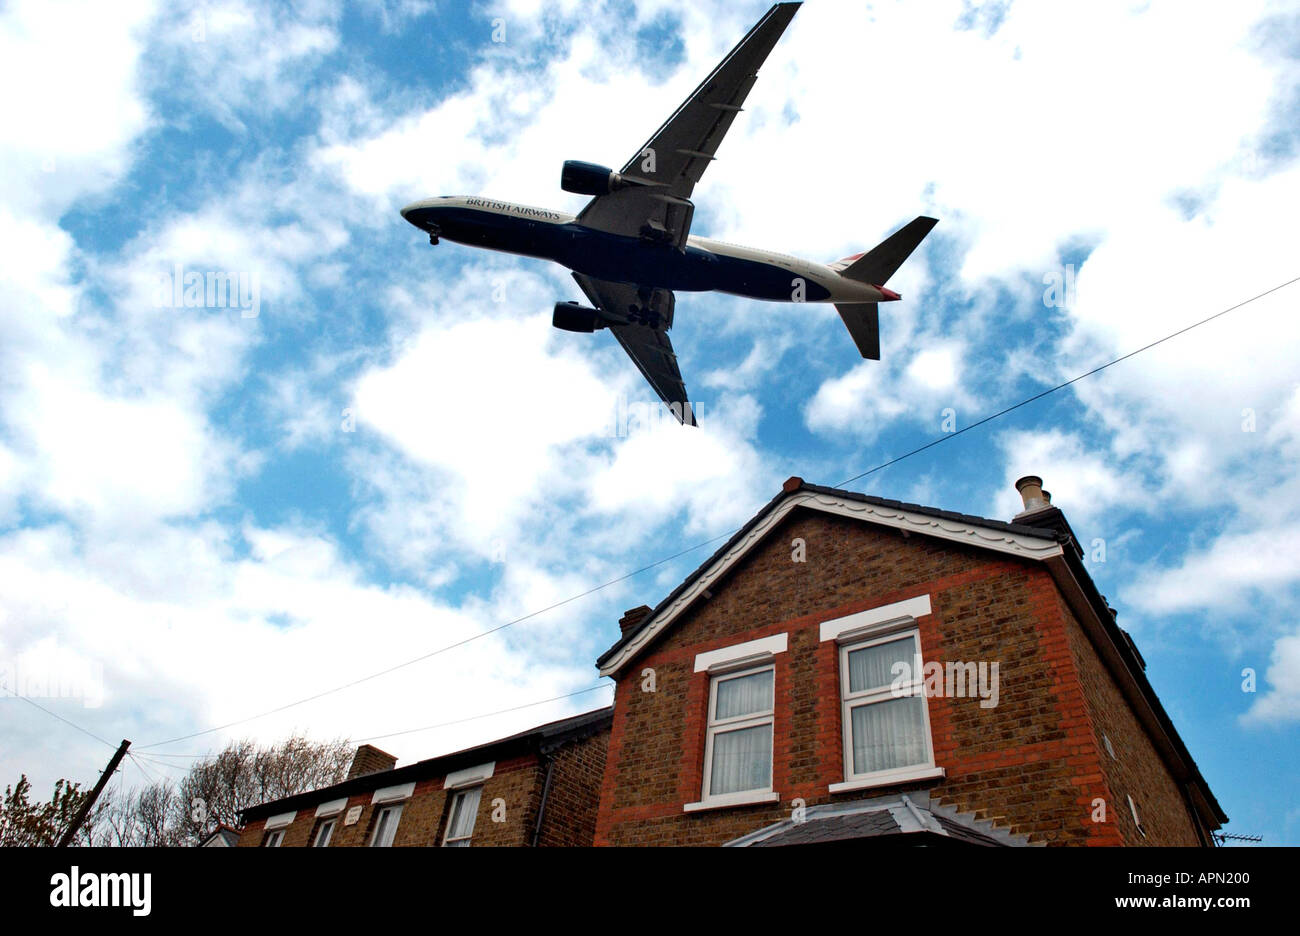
446;787;481;845
715;669;773;719
371;804;403;847
851;695;926;775
709;724;772;795
847;636;914;693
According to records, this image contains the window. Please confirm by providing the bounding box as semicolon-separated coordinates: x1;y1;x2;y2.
262;829;284;847
838;629;937;785
368;804;403;847
701;664;774;802
443;786;482;847
311;818;335;847
1127;795;1146;837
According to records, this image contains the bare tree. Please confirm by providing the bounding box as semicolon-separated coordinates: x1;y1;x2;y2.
89;733;353;846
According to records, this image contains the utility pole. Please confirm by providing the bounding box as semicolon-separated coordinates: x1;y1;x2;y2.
57;739;130;848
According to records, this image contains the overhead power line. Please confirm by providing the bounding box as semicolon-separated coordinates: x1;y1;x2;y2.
351;683;612;744
138;684;615;759
0;683;117;751
838;274;1300;488
106;272;1295;750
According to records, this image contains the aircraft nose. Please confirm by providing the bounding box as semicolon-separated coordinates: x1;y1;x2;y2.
402;197;442;223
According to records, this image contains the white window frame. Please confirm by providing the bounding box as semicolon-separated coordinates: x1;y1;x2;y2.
368;803;403;847
311;817;335;847
442;785;482;847
691;662;779;810
262;828;284;847
444;762;494;789
832;627;942;793
314;798;347;818
693;633;787;672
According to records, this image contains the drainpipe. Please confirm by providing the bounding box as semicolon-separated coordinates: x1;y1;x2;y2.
530;752;556;847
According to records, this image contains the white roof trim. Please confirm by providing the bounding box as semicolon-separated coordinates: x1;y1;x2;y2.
264;810;296;830
370;782;416;804
694;633;788;672
820;595;932;643
443;761;495;789
314;798;348;818
600;491;1062;677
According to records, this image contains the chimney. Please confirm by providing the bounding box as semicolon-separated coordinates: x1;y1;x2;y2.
1011;474;1083;559
619;605;652;636
1014;475;1051;516
346;744;397;780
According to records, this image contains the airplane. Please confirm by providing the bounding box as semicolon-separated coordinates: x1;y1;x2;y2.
400;1;936;426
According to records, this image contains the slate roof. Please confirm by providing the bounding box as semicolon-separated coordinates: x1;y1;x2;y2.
726;791;1039;847
596;478;1068;669
239;706;613;823
198;824;242;847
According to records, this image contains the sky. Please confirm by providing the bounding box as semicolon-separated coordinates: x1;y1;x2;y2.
0;0;1297;845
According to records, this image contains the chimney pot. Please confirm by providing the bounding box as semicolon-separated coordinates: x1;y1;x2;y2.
618;605;652;636
1014;475;1051;516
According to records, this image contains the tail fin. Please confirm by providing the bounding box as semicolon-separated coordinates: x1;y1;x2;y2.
840;216;938;285
835;303;880;359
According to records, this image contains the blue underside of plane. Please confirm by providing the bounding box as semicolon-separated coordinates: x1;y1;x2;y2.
422;206;833;302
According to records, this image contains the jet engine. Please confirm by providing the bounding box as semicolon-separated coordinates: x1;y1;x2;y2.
560;160;643;196
552;301;604;332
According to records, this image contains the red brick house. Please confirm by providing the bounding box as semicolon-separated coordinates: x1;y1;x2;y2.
592;476;1226;846
235;707;610;847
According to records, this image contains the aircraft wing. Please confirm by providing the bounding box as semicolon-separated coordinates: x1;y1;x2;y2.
572;273;697;426
576;2;801;245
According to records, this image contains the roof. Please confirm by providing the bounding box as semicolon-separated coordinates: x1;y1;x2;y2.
598;478;1066;672
596;476;1228;832
198;824;242;847
725;791;1040;847
239;706;613;823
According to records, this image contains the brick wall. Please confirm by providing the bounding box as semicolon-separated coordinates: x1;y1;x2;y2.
594;508;1203;846
346;744;397;780
536;728;610;847
1054;592;1204;845
235;726;613;847
236;753;545;847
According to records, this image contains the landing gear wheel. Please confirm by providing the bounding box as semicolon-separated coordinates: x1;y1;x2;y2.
624;305;660;328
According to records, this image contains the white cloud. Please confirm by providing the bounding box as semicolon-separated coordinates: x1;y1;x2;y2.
149;0;340;129
0;0;156;217
1129;524;1300;617
346;260;773;572
993;428;1141;529
805;360;910;437
1242;631;1300;725
0;518;607;770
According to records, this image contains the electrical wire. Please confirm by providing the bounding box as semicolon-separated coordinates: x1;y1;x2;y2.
351;683;612;743
77;273;1300;753
0;683;117;750
837;274;1300;488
